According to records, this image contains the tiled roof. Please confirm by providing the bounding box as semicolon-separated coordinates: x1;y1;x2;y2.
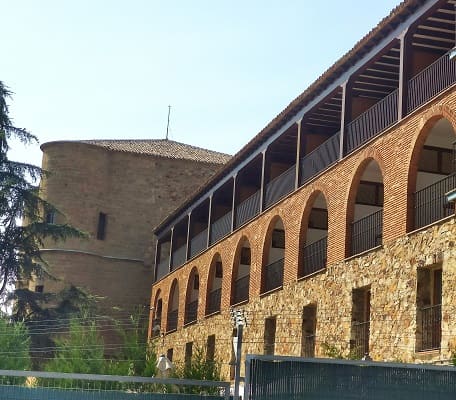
75;139;231;165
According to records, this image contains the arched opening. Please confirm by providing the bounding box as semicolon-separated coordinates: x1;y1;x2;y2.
166;280;179;332
231;238;251;305
151;290;162;338
184;268;199;325
410;118;456;230
299;192;328;278
348;159;384;256
206;254;223;315
261;217;285;293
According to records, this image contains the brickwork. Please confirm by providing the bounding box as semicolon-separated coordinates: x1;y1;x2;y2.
150;88;456;378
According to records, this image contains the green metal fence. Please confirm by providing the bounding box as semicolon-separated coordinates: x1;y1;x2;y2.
245;355;456;400
0;369;230;400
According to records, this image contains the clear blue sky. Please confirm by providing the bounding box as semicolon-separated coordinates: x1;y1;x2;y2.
2;0;399;167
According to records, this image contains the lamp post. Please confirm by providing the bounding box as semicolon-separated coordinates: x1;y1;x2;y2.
231;309;246;400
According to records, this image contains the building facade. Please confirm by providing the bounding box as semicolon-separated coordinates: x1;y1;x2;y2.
35;139;230;317
149;0;456;378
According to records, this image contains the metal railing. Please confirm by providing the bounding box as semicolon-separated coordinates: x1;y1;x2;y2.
166;309;178;332
418;304;442;351
232;275;250;304
206;288;222;315
351;320;370;359
155;257;170;281
235;190;261;228
301;334;316;358
414;173;456;229
351;209;382;256
345;89;398;155
210;212;232;245
301;236;327;277
171;245;187;269
184;300;198;325
264;165;296;208
300;134;340;185
262;258;284;293
189;228;208;258
407;50;456;114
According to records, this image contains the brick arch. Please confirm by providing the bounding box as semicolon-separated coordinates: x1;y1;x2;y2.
298;189;329;278
205;252;223;315
406;106;456;231
344;155;385;258
184;266;200;324
259;215;285;293
230;235;252;305
166;278;179;332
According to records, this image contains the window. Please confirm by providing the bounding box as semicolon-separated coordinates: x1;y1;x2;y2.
356;182;384;206
185;342;193;366
264;317;277;355
97;212;107;240
45;211;55;224
350;287;371;359
416;266;442;351
301;305;316;358
206;334;215;362
419;146;453;175
308;208;328;230
240;247;251;265
193;275;199;290
215;261;223;278
166;348;173;362
34;285;44;293
271;229;285;249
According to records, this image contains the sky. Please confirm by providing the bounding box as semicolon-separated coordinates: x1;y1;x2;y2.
2;0;400;168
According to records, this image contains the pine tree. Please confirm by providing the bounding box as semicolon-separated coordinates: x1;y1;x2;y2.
0;81;84;297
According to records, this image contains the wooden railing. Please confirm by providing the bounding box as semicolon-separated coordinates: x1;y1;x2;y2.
414;174;456;230
263;258;284;293
300;134;340;185
301;236;327;277
235;190;261;228
189;228;208;258
264;165;296;209
210;212;232;245
350;209;383;256
345;89;398;155
407;50;456;114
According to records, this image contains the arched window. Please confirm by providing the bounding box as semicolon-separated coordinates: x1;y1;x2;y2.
152;290;162;338
348;159;384;256
231;238;251;305
206;254;223;315
261;217;285;293
166;280;179;332
300;192;328;278
184;268;199;325
409;118;456;230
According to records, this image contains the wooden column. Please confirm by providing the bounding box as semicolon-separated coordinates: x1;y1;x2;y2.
153;238;160;281
185;213;191;262
398;29;411;120
231;174;237;232
339;80;352;159
295;119;302;189
169;227;174;271
207;194;213;247
259;150;267;213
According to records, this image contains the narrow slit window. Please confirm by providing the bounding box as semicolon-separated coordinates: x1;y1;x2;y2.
97;212;107;240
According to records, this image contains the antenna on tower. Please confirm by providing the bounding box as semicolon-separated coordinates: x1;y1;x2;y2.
166;105;171;140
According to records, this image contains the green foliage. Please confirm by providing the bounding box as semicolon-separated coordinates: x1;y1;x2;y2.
173;346;222;395
0;81;85;297
321;342;345;359
0;315;31;371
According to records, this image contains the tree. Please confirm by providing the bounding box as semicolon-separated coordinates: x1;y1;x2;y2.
0;81;84;297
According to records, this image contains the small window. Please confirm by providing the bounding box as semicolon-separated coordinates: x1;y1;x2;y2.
215;262;223;278
308;208;328;230
193;275;199;290
45;212;55;224
206;334;215;361
166;348;173;362
97;212;107;240
35;285;44;293
356;182;384;207
185;342;193;366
